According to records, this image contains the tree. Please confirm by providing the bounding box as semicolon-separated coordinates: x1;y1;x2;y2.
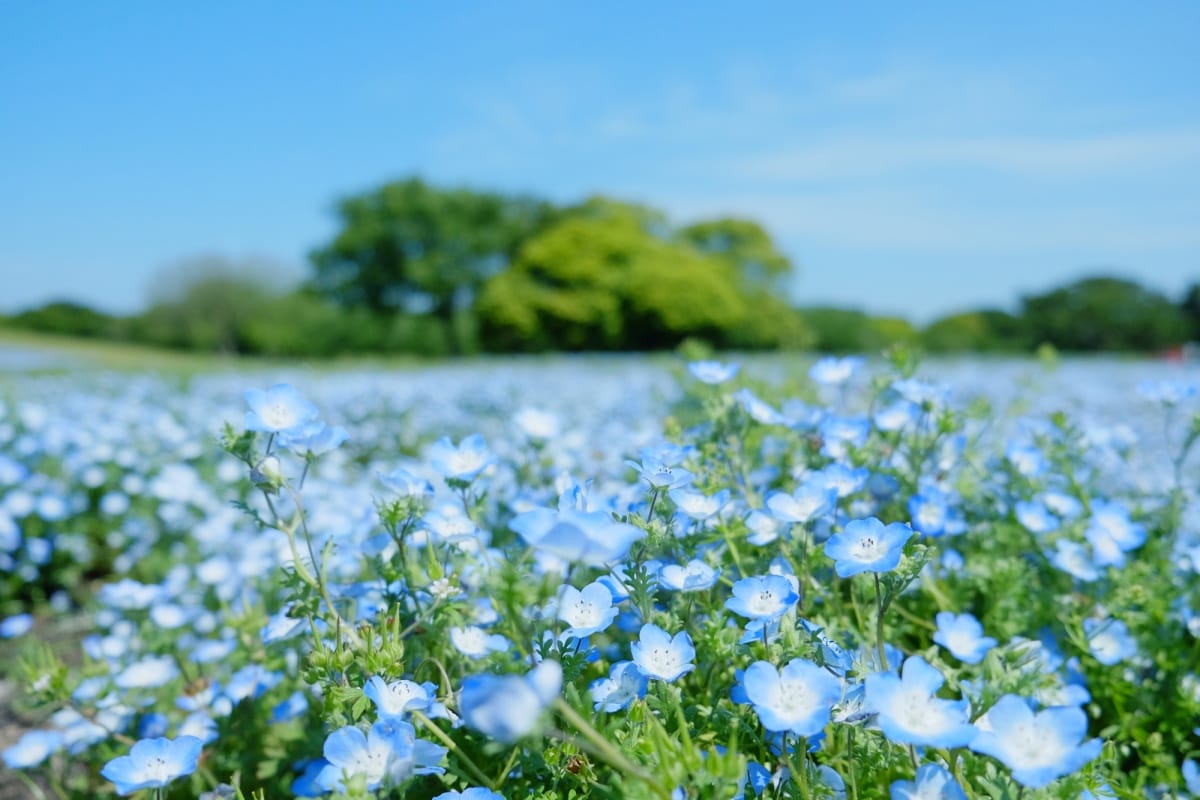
1020;275;1188;352
476;199;800;352
9;301;115;338
1181;282;1200;342
134;256;288;353
922;310;1026;352
678;218;792;290
309;178;557;353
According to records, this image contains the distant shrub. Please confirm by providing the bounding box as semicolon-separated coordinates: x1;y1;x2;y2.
9;301;116;338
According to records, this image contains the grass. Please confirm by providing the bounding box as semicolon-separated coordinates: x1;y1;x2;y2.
0;328;701;377
0;328;451;375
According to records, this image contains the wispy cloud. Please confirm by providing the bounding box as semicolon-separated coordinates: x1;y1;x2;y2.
727;128;1200;182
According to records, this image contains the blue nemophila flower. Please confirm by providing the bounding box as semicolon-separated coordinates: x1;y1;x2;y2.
875;398;922;432
315;720;446;793
590;661;649;712
725;575;799;621
745;509;785;546
734;388;789;425
669;487;729;522
818;766;847;799
244;384;319;435
766;482;837;526
740;616;782;646
688;360;740;385
890;763;967;800
741;658;842;737
260;607;305;644
625;449;694;490
459;661;562;743
511;506;644;567
101;736;203;796
819;415;870;459
934;612;997;664
1005;441;1047;477
434;789;505;800
2;729;61;769
1042;490;1083;519
512;407;560;441
809;356;863;386
1183;759;1200;796
631;623;696;682
866;656;976;748
799;619;855;675
115;655;179;689
279;420;348;456
970;695;1101;788
824;518;912;578
558;581;619;638
908;489;964;538
658;559;721;592
137;713;170;739
379;466;435;499
1084;500;1146;568
450;626;510;659
181;712;219;744
814;463;870;498
363;676;449;721
0;613;32;638
1050;539;1099;582
271;692;309;724
1015;500;1058;534
1083;618;1137;665
428;434;492;481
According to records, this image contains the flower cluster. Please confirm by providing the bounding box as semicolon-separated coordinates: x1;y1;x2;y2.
2;354;1199;799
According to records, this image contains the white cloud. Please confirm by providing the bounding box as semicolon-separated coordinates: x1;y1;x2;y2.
727;128;1200;181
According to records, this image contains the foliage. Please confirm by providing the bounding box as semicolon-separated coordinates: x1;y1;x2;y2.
798;306;893;353
308;178;558;353
1180;282;1200;343
4;357;1200;799
477;200;800;351
4;301;117;338
921;310;1027;353
1020;275;1189;352
131;257;283;353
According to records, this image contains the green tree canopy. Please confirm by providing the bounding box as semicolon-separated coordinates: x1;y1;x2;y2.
1020;275;1188;351
309;178;557;352
476;198;803;352
678;218;792;290
134;256;285;353
922;309;1026;352
1180;282;1200;342
8;301;115;338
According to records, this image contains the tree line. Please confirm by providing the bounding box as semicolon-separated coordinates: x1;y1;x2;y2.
4;178;1197;357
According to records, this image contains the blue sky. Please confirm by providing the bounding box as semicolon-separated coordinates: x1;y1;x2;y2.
2;2;1198;321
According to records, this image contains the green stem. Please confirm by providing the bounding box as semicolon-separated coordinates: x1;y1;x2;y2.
873;573;888;671
493;746;522;788
845;728;859;800
411;711;495;790
645;487;661;523
553;698;673;800
14;773;48;800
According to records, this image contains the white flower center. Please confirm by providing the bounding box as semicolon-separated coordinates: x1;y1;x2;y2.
851;536;885;561
141;756;174;783
647;646;681;675
262;402;296;429
774;679;817;718
747;589;781;616
565;600;602;627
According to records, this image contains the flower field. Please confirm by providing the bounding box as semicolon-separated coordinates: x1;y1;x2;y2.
1;353;1199;799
